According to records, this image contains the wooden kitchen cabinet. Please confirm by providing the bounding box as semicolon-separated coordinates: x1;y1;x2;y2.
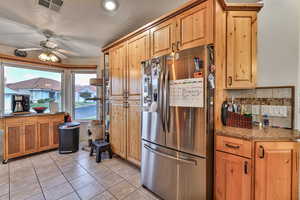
150;18;176;57
110;101;127;159
127;31;149;100
226;11;257;89
216;135;299;200
176;0;213;51
2;113;64;162
5;121;23;159
50;116;64;147
126;101;141;166
24;120;38;154
38;118;51;150
215;151;252;200
109;42;127;100
255;142;299;200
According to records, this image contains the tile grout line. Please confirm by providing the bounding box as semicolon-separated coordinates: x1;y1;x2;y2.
49;153;83;200
31;159;47;200
74;155;119;199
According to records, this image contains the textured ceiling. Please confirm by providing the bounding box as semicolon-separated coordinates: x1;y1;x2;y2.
0;0;188;58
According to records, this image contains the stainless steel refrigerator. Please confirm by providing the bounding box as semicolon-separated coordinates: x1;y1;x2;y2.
141;46;214;200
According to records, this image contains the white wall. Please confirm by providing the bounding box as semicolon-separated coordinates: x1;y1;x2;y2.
257;0;300;129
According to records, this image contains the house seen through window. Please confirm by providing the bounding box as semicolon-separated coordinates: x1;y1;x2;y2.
4;66;62;114
73;73;97;120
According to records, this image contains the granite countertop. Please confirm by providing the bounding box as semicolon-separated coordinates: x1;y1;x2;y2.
216;126;300;142
0;112;65;119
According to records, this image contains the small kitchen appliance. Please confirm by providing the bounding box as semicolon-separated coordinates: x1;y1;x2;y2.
11;95;30;113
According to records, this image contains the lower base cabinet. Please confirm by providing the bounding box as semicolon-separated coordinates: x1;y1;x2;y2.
215;135;299;200
3;114;64;161
255;142;299;200
109;100;141;166
215;151;251;200
110;101;127;159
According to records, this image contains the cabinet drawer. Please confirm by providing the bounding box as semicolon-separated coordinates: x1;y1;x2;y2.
216;136;252;158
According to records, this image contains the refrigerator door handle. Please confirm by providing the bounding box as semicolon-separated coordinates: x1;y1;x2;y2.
144;144;197;166
164;68;170;132
159;69;165;131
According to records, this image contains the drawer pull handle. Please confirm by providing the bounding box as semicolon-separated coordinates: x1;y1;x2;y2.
244;161;249;174
259;145;265;159
225;143;240;149
228;76;233;86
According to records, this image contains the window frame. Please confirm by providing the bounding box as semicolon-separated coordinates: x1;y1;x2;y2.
0;62;65;115
71;70;99;121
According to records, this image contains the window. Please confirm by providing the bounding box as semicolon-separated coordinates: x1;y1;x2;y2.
73;72;97;120
4;65;63;114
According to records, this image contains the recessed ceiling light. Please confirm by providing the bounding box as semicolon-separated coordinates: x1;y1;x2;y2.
102;0;119;12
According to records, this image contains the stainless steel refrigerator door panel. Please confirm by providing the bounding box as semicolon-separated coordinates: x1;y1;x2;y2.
141;141;207;200
141;141;178;200
178;151;207;200
167;106;206;157
141;112;166;146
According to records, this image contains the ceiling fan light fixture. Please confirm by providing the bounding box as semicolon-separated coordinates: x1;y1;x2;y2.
38;52;60;63
38;52;49;61
102;0;119;12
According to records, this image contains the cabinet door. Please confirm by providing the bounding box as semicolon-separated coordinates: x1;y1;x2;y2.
126;101;141;166
50;116;64;147
109;101;126;158
215;151;252;200
24;122;37;154
127;31;149;100
38;119;51;150
255;142;299;200
109;43;127;100
5;122;23;159
226;11;257;89
177;0;213;51
150;18;176;57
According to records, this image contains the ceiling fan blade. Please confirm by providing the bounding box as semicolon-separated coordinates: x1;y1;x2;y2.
18;48;42;51
51;50;68;59
56;49;79;56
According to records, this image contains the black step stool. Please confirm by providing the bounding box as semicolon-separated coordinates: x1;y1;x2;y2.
90;140;113;163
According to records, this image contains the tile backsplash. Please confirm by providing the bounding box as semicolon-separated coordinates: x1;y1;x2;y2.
226;87;294;128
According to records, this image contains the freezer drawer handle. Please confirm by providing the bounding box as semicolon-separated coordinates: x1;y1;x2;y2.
225;143;240;149
144;144;197;166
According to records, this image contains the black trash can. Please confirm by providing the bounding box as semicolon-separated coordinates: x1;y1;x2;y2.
58;122;80;154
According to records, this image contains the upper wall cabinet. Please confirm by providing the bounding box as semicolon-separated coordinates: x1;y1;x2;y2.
176;0;213;51
150;19;176;57
226;11;257;89
127;31;150;100
109;42;127;99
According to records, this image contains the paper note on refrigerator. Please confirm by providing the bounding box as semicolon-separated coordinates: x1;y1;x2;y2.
169;78;204;107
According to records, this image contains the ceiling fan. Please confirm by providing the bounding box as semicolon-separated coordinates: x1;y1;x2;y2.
15;29;78;62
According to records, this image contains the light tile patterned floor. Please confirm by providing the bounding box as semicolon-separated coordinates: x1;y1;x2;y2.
0;147;160;200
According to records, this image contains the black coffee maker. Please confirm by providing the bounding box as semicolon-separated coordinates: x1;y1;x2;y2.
12;95;30;113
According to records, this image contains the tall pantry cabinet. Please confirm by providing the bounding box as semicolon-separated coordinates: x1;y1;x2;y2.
107;32;149;166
